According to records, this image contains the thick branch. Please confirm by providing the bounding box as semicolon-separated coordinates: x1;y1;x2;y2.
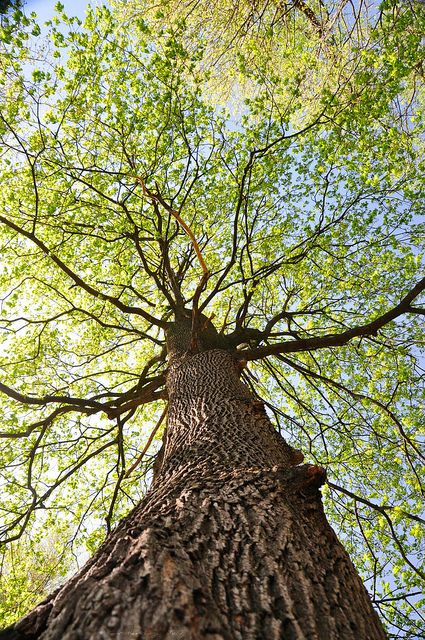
0;381;104;410
0;374;166;436
292;0;325;35
239;277;425;361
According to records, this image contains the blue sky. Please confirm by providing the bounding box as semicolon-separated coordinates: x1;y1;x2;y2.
26;0;97;21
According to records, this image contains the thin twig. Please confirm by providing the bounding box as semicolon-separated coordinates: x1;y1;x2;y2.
132;175;209;275
124;404;168;478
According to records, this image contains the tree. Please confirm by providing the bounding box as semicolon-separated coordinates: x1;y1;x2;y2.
0;531;72;628
0;1;424;637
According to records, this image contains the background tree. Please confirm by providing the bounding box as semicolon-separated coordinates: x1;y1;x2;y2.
0;530;72;628
116;0;425;111
0;1;424;637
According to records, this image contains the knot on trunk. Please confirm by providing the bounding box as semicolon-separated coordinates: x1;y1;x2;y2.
271;463;327;495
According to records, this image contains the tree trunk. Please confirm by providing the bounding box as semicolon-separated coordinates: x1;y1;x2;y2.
0;344;387;640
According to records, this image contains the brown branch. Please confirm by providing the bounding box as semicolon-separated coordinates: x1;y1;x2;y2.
0;406;96;439
373;591;423;605
292;0;325;35
328;482;425;526
105;375;167;418
409;306;425;315
0;381;104;410
200;150;255;311
0;372;166;437
106;412;134;534
124;404;167;478
0;214;168;329
239;276;425;361
133;175;209;276
328;481;425;580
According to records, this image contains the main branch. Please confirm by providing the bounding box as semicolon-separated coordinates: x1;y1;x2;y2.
239;276;425;360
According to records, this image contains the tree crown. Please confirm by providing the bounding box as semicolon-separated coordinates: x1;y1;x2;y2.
0;1;424;634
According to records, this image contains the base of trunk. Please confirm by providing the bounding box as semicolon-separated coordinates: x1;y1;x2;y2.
2;465;386;640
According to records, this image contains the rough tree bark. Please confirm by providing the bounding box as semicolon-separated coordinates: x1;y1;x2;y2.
0;315;387;640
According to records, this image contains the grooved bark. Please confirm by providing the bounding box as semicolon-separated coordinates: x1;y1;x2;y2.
0;345;386;640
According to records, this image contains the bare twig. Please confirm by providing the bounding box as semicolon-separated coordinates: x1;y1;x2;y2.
124;404;168;478
133;175;209;276
240;276;425;360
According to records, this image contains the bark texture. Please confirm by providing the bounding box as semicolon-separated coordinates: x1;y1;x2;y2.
0;323;387;640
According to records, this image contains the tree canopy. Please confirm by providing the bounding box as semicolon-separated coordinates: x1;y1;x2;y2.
0;1;424;636
0;1;22;16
